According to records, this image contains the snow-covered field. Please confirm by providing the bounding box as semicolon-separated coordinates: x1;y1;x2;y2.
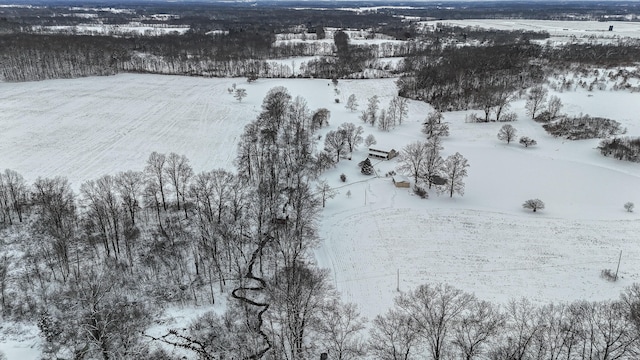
2;72;640;355
425;19;640;44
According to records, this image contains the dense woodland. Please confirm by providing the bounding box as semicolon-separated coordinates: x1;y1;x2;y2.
3;1;640;359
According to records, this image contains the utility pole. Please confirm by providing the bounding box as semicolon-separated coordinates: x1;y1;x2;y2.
615;250;622;281
396;269;400;292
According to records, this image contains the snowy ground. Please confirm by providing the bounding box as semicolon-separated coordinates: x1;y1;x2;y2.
2;73;640;356
315;88;640;320
0;74;378;190
423;19;640;44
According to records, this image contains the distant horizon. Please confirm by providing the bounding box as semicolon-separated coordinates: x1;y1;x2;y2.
3;0;640;4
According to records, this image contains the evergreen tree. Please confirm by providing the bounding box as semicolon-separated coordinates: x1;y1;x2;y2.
360;158;374;175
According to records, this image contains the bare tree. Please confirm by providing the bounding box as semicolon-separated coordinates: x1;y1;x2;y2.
312;108;331;131
519;137;537;148
378;108;393;131
573;300;639;360
443;153;470;198
364;134;377;147
397;141;428;183
324;130;347;163
525;86;548;119
387;96;408;127
547;95;563;120
365;95;380;126
164;152;193;212
489;298;544;360
493;88;514;123
475;86;507;122
44;265;151;360
359;109;369;124
531;303;583;360
316;179;337;208
0;169;28;224
423;138;445;190
422;111;449;139
32;176;77;281
453;300;504;360
497;124;518;144
396;283;476;360
145;152;167;211
316;299;367;360
624;202;634;212
522;199;544;212
115;171;143;226
369;309;419;360
346;94;358;112
266;264;332;360
394;97;409;125
339;122;364;153
0;254;10;317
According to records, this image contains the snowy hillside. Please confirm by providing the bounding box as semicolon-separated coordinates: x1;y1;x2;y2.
2;73;640;357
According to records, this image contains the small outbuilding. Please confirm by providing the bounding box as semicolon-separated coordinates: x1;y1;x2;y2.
369;146;398;160
392;175;411;188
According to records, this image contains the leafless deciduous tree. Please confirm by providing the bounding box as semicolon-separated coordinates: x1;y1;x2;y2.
422;137;445;190
164;152;193;214
312;108;331;131
489;298;544;360
364;95;380;126
378;108;393;131
364;134;377;147
32;176;77;281
525;85;548;119
522;199;544;212
339;122;364;153
81;175;127;261
422;111;449;139
453;300;504;360
346;94;358;112
397;141;428;183
316;179;337;208
369;309;420;360
519;136;537;148
145;151;167;211
443;152;470;198
42;266;151;360
266;264;332;360
0;169;28;224
387;96;409;126
547;95;563;120
624;202;634;212
497;124;518;144
115;170;143;226
324;130;347;163
316;299;367;360
396;283;476;360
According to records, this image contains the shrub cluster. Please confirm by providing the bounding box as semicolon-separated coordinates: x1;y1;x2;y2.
598;137;640;162
543;115;625;140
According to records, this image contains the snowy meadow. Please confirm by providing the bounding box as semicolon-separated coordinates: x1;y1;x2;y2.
2;73;640;325
3;15;640;359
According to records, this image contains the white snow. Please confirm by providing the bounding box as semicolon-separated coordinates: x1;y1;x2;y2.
2;71;640;349
314;87;640;320
423;19;640;44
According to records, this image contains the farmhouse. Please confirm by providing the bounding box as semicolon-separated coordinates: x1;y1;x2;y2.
368;146;398;160
392;175;411;188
